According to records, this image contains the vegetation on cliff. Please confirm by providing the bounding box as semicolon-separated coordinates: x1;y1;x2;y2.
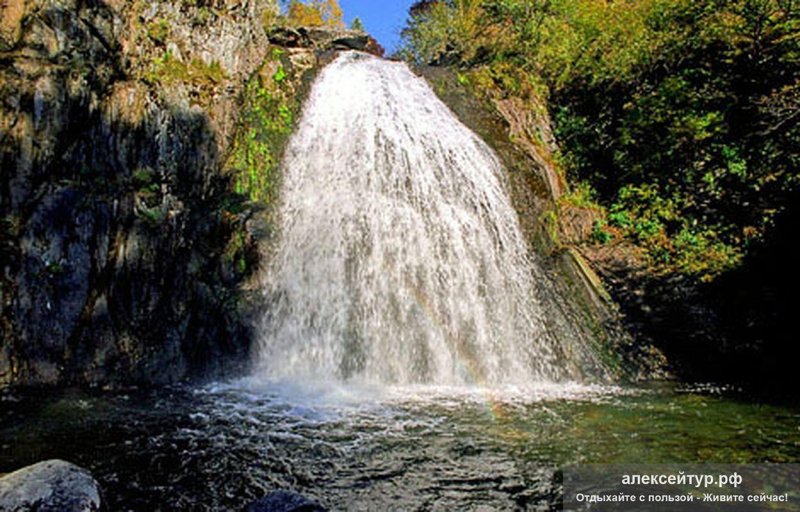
284;0;345;28
401;0;799;285
228;49;301;205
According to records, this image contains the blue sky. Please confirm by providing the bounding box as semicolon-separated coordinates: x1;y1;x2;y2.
339;0;416;54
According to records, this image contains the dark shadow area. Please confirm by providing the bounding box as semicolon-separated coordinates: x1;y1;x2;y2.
1;0;257;387
709;191;800;395
604;197;800;397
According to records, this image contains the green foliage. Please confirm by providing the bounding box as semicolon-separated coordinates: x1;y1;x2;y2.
144;51;226;93
350;16;365;32
402;0;800;282
228;58;298;204
132;168;156;187
132;166;165;228
219;193;249;216
401;0;495;64
146;20;170;45
137;203;168;227
541;209;561;246
605;184;742;279
591;219;612;245
224;229;251;276
559;181;602;210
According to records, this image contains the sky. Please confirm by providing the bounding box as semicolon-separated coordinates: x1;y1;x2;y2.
338;0;416;54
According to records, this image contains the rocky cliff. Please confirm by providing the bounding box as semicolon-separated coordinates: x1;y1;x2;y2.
0;0;371;388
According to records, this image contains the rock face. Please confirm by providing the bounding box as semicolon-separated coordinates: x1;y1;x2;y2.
0;0;338;388
0;0;271;387
267;26;384;56
0;460;101;512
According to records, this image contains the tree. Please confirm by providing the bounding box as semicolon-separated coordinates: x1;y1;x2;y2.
286;0;344;28
350;16;365;32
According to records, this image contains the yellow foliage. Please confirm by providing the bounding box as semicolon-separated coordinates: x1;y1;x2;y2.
286;0;344;28
261;1;281;29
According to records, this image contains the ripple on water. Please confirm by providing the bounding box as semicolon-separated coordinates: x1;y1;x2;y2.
1;381;799;511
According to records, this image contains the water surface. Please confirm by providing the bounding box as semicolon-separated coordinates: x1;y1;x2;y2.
2;381;798;510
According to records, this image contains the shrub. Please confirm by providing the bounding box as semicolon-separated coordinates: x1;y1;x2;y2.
286;0;344;28
401;0;799;282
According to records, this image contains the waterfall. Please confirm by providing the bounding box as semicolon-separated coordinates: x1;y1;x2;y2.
256;52;607;387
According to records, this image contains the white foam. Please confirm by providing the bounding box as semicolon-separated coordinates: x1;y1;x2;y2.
255;51;609;387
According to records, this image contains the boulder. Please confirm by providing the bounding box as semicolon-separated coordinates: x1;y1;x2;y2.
306;28;368;51
0;460;101;512
331;34;370;51
267;27;309;47
267;26;369;52
246;490;326;512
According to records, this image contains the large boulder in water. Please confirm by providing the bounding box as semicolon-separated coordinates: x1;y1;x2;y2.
0;459;101;511
246;490;326;512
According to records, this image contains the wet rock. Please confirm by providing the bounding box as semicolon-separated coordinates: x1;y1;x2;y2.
14;187;96;383
246;491;326;512
0;460;101;512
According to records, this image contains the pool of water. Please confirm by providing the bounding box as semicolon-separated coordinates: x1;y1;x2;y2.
1;380;799;511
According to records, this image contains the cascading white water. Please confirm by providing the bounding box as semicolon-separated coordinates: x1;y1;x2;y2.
256;52;606;387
